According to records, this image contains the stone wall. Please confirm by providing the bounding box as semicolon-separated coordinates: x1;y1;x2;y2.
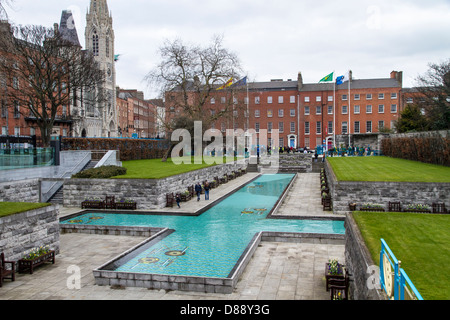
0;205;60;263
63;161;247;210
325;160;450;214
0;179;40;203
345;214;386;300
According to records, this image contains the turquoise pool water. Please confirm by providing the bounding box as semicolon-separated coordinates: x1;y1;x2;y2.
62;174;345;278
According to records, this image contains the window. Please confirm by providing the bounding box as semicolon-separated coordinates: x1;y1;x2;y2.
342;121;348;134
290;109;295;117
366;121;372;133
304;137;310;148
279;122;284;133
267;109;273;117
255;122;260;133
354;105;360;114
366;93;372;100
278;96;284;104
366;105;372;114
2;126;7;135
391;93;398;99
316;106;321;115
255;109;260;117
106;36;110;57
221;123;226;132
406;97;413;104
305;121;310;134
316;96;321;102
342;94;348;101
279;138;284;147
290;122;295;132
14;101;20;118
14;126;20;136
304;96;310;102
378;93;384;99
354;94;360;100
378;104;384;113
378;121;384;131
304;106;310;115
327;106;333;114
391;104;397;113
290;96;296;103
255;96;260;104
1;100;6;117
233;110;238;117
342;105;348;114
92;32;99;56
221;97;226;104
244;97;249;105
327;121;333;134
13;77;19;89
278;109;284;117
267;96;273;104
316;121;321;134
328;96;333;102
210;98;215;104
268;122;273;133
354;121;360;133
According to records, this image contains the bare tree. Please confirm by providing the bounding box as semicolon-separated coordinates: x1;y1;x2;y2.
145;35;246;160
415;59;450;130
0;23;105;146
0;0;13;19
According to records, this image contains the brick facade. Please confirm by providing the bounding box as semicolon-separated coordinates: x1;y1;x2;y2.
165;71;404;150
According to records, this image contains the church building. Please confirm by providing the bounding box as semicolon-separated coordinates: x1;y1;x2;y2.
58;0;118;138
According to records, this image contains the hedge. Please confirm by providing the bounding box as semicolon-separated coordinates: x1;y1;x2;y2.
381;132;450;166
61;137;171;161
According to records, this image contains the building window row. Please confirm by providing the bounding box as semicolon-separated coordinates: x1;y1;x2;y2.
211;95;297;105
254;109;296;118
342;93;398;101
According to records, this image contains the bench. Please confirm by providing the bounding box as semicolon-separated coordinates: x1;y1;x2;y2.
0;252;16;287
388;201;402;212
166;193;174;207
432;203;448;214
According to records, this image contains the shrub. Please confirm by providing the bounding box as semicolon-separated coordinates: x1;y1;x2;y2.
72;165;127;179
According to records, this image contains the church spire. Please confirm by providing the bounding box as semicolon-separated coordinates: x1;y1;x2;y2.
89;0;110;17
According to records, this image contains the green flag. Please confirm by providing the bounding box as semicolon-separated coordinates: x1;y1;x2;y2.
319;72;334;83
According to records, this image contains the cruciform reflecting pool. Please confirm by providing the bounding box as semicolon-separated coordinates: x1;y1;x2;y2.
61;174;345;279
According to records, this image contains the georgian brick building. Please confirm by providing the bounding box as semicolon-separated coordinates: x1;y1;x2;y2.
165;70;404;150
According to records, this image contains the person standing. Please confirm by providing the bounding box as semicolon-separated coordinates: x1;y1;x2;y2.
204;181;210;200
195;182;202;201
176;194;181;208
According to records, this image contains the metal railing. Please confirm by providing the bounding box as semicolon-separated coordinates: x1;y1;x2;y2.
379;238;423;300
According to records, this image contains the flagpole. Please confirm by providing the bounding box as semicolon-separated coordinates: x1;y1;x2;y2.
348;70;351;147
333;79;336;149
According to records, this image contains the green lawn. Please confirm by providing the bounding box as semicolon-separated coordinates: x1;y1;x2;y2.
352;211;450;300
0;202;51;218
327;156;450;182
113;156;237;179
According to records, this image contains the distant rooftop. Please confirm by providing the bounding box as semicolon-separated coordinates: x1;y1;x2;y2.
58;10;81;47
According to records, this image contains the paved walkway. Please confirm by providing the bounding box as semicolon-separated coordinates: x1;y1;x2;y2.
0;172;345;300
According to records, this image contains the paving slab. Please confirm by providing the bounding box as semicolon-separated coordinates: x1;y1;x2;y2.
1;172;345;301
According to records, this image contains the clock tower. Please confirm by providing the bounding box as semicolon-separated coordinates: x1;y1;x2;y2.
85;0;117;137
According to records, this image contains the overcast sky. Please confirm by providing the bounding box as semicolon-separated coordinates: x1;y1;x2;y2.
5;0;450;99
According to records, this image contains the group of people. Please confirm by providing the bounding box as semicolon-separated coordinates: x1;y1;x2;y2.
176;181;210;208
